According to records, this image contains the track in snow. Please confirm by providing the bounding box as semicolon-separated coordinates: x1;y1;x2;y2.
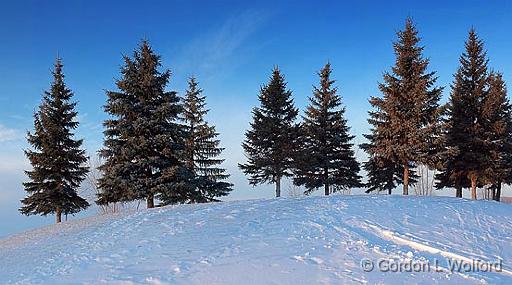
0;195;510;284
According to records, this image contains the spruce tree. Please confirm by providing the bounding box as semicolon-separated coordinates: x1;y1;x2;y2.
434;116;470;198
363;18;442;195
182;77;233;203
21;58;89;223
436;30;489;200
361;108;419;194
361;107;401;194
293;63;361;195
96;58;138;206
361;135;403;194
361;157;397;194
482;71;512;201
239;67;298;197
98;40;191;208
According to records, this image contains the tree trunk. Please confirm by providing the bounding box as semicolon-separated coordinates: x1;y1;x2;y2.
147;194;155;208
403;164;409;195
275;177;281;198
470;174;477;200
56;207;62;224
324;166;329;196
495;182;502;202
455;186;462;198
388;188;392;195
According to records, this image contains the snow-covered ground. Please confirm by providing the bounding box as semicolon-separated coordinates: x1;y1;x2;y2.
0;195;511;284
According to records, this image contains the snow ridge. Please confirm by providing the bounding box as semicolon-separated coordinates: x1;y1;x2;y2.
0;195;510;284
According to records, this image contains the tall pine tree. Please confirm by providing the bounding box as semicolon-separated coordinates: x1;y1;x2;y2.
21;58;89;223
239;67;298;197
361;143;409;194
293;63;361;195
436;30;489;200
361;110;419;194
97;40;191;208
481;71;512;201
96;55;138;206
363;18;442;195
182;77;233;203
362;108;407;194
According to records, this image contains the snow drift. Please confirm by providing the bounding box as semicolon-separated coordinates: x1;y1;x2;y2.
0;195;511;284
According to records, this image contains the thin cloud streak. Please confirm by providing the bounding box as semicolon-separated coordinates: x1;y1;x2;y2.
173;10;270;80
0;124;21;143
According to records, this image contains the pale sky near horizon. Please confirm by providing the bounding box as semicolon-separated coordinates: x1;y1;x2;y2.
1;0;511;237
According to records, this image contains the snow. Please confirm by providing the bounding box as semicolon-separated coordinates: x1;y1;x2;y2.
0;195;511;284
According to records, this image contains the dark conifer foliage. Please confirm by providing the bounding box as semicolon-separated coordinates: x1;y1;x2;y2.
21;58;89;223
97;40;191;208
361;110;402;195
436;30;490;200
239;67;299;197
361;136;406;195
361;114;419;194
181;77;233;203
433;119;470;198
96;57;138;206
361;157;398;195
363;18;442;195
481;72;512;201
293;63;362;195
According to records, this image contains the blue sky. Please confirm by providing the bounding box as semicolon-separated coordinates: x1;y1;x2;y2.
1;0;511;236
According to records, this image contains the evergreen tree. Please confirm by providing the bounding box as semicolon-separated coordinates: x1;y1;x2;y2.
96;57;138;206
361;107;419;194
482;71;512;201
436;30;489;200
361;105;401;194
433;111;470;198
239;67;298;197
363;18;442;195
361;137;405;194
21;58;89;223
97;40;191;208
361;157;397;194
293;63;361;195
182;77;233;203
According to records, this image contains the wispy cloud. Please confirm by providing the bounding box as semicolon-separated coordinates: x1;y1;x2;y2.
0;124;21;143
174;10;270;79
77;113;102;133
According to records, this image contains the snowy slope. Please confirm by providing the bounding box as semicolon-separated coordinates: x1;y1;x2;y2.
0;195;511;284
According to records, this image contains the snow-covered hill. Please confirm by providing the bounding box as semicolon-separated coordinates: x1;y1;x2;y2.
1;195;511;284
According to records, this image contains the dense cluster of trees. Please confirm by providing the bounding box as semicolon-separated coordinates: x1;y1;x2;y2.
435;30;512;201
241;64;362;196
20;18;511;223
242;18;511;202
21;41;232;222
